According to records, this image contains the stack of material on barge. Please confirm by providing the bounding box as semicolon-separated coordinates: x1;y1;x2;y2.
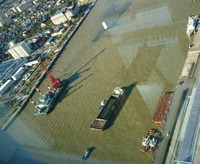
90;87;125;131
152;92;174;124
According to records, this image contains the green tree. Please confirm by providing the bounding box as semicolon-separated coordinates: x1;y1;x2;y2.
66;0;73;7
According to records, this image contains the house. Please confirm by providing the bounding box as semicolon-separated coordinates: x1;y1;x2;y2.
0;17;12;27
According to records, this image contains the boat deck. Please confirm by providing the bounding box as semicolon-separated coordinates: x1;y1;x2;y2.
90;92;124;130
152;92;174;124
97;95;119;120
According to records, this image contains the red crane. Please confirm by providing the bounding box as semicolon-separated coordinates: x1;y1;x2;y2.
38;60;62;89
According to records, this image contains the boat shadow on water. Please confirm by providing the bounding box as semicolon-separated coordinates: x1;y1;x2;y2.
48;70;94;114
104;82;137;131
56;48;107;101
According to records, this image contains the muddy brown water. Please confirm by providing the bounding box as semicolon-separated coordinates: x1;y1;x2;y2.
5;0;200;163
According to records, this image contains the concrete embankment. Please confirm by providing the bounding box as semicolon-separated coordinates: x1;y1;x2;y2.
179;26;200;79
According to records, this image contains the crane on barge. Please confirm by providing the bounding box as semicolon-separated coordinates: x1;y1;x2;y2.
29;60;68;116
38;60;61;88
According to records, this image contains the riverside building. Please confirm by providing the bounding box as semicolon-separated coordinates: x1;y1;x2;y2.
51;9;68;25
8;42;32;59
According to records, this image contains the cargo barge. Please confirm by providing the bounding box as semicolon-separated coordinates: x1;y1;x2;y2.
90;87;125;131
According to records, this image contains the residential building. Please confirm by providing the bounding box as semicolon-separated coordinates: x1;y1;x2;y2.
5;10;13;17
8;42;32;59
16;1;32;12
40;18;50;28
11;6;18;13
22;19;32;27
0;17;12;27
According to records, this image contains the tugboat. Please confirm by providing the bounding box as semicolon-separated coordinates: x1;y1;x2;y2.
98;98;109;111
29;60;68;116
140;129;160;152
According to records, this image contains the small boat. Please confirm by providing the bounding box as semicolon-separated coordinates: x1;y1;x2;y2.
82;147;95;161
140;129;161;152
102;21;108;30
186;15;199;36
98;98;109;111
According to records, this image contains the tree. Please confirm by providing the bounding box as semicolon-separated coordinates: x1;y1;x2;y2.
66;0;73;7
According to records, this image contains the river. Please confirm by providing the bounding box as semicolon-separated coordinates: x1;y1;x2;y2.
4;0;200;163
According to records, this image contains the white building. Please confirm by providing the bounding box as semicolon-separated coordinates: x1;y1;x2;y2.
11;67;26;81
11;6;18;13
0;79;14;96
51;8;68;25
65;5;80;21
8;42;32;59
0;17;12;27
24;60;38;67
56;0;62;6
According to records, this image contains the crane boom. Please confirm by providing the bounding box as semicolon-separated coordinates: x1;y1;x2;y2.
38;60;62;88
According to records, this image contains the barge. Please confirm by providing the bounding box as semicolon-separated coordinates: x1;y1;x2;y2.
90;87;125;131
152;92;174;124
30;80;68;116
